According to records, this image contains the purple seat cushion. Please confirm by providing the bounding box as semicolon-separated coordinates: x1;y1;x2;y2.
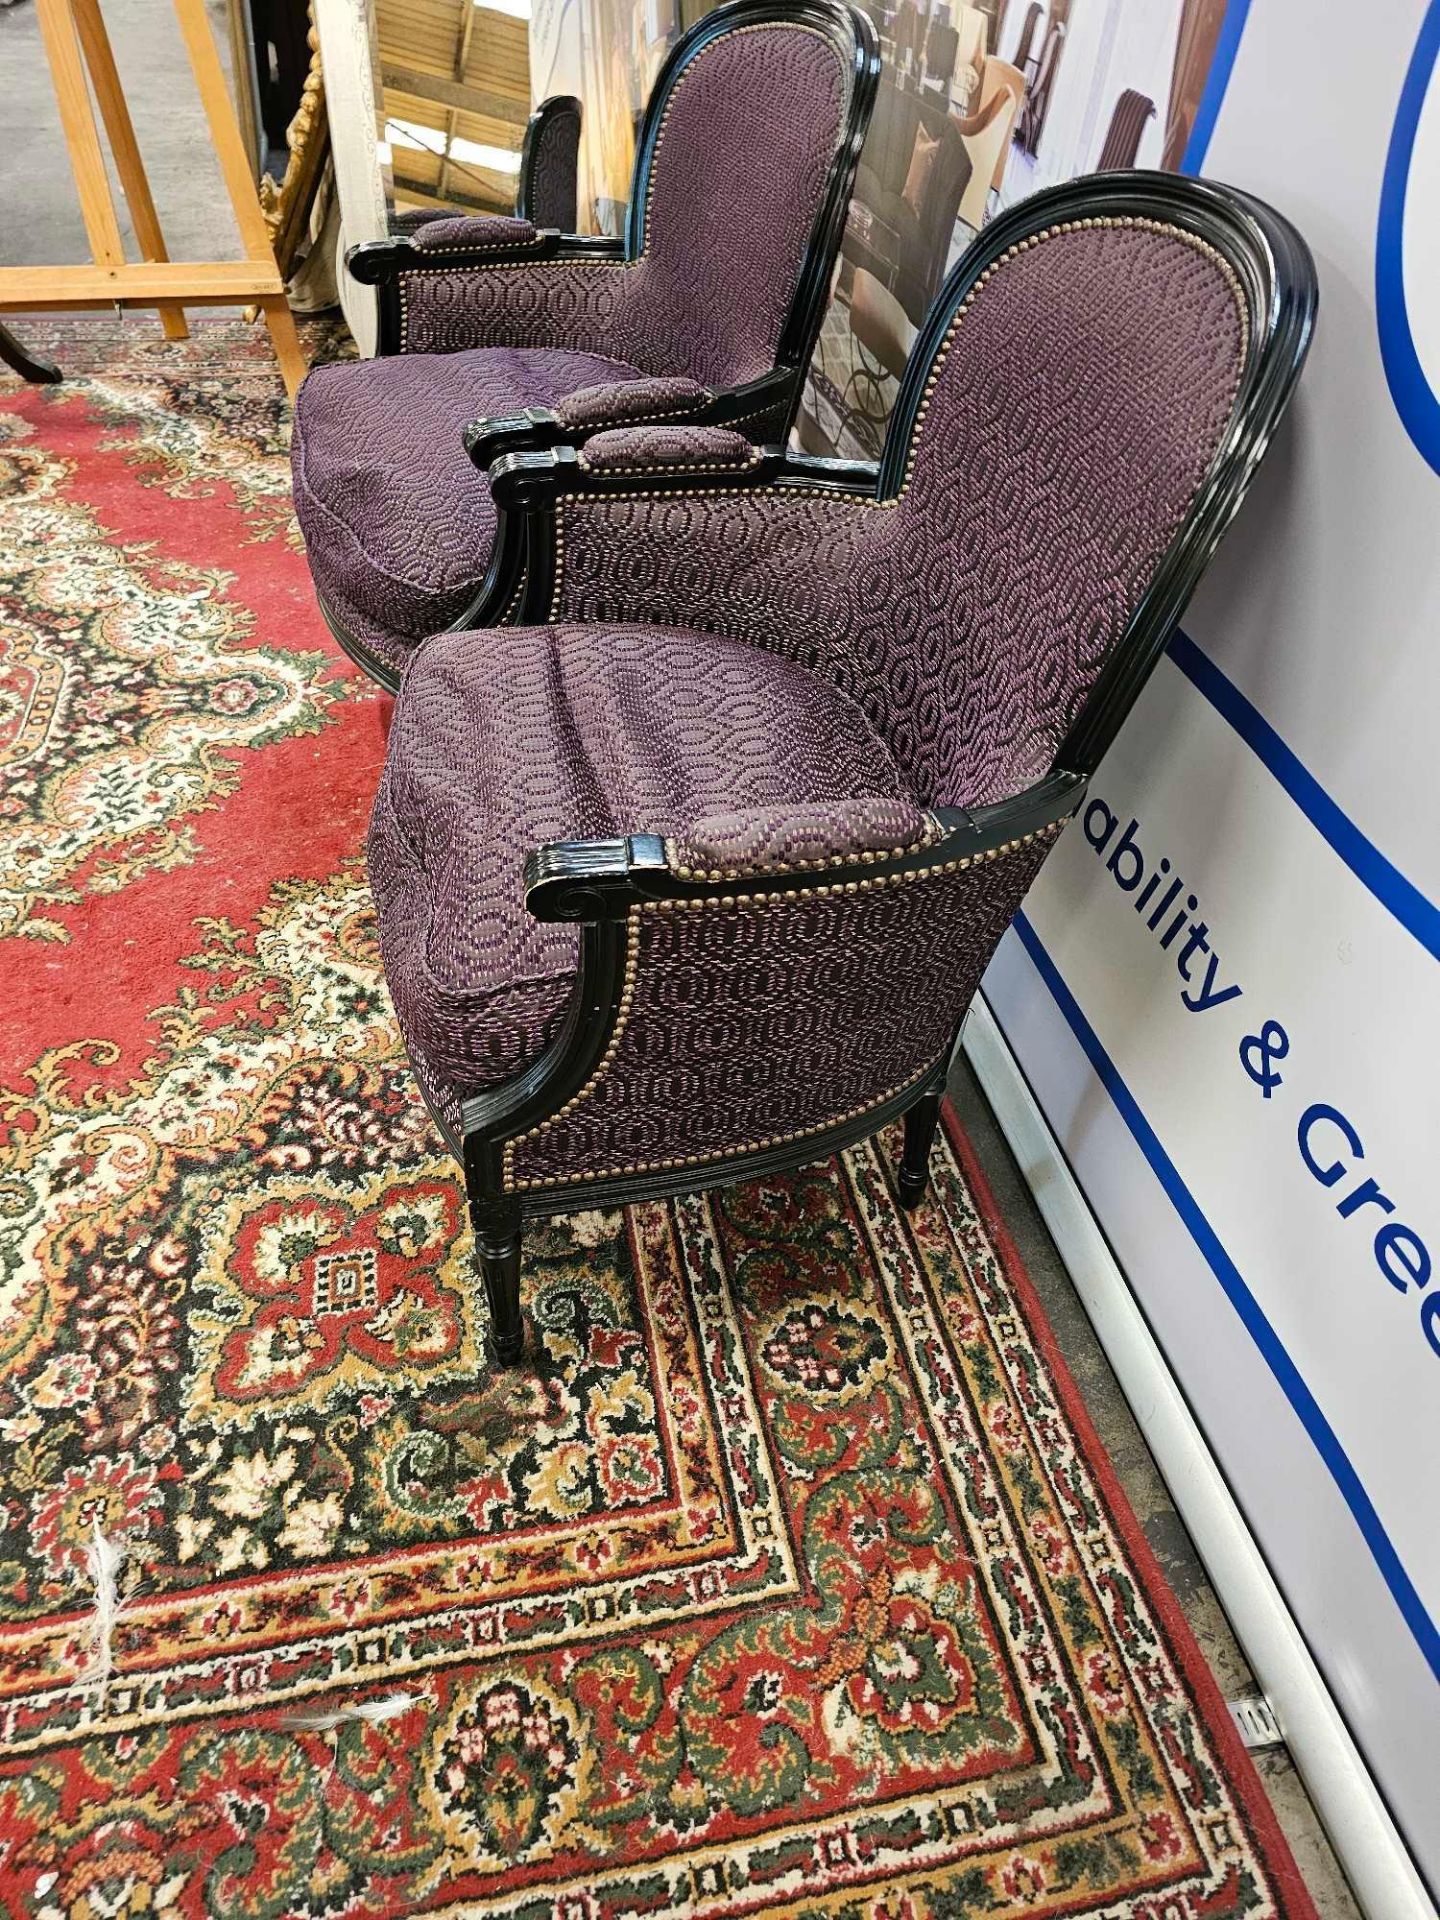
367;622;919;1119
291;346;648;677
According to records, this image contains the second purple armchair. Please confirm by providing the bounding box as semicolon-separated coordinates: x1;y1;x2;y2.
291;0;880;689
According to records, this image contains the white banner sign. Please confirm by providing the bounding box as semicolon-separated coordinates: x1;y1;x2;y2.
988;0;1440;1886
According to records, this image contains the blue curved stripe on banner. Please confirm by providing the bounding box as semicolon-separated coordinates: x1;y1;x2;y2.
1169;633;1440;962
1010;910;1440;1682
1179;0;1252;172
1376;0;1440;475
1163;0;1440;954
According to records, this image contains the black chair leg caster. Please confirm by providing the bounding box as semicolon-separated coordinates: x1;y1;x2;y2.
898;1090;943;1211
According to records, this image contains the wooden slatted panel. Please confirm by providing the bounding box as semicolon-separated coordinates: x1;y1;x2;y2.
377;0;529;211
463;13;529;93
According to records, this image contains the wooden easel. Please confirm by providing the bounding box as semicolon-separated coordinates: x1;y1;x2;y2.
0;0;307;397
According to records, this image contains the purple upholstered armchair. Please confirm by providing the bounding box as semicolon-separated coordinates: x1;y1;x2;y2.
291;0;880;689
367;172;1316;1364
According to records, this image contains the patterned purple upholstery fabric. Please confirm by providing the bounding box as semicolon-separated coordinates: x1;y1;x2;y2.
367;621;915;1110
670;796;934;875
291;345;647;669
508;827;1059;1188
522;102;581;231
551;221;1246;808
400;23;847;386
410;215;540;251
555;376;710;433
580;426;759;474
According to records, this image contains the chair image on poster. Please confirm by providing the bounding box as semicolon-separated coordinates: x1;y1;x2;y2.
1015;15;1064;153
1010;0;1042;78
1096;86;1156;169
957;54;1025;226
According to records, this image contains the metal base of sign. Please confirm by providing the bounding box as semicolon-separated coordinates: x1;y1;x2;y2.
963;991;1433;1920
1228;1692;1286;1751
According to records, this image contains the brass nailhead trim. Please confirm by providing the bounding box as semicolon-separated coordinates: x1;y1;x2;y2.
502;821;1064;1193
575;451;762;479
399;22;837;352
663;812;943;882
511;1069;926;1192
407;228;547;259
501;572;526;622
545;217;1251;598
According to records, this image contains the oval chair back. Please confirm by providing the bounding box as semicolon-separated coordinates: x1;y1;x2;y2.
852;171;1317;808
616;0;881;388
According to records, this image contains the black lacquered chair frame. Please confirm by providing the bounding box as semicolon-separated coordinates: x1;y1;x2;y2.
398;171;1317;1364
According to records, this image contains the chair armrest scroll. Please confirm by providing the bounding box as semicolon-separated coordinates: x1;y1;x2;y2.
462;368;798;471
346;230;623;287
523;771;1088;922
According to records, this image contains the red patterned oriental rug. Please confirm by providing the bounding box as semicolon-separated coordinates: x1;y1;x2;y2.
0;323;1316;1919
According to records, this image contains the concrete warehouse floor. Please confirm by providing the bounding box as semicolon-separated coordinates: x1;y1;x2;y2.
1;0;243;272
1;2;1364;1909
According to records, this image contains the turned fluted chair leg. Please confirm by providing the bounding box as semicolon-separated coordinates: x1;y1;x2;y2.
898;1089;944;1210
470;1195;525;1365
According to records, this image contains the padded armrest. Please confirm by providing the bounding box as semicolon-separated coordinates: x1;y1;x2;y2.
523;772;1089;921
555;376;712;434
578;425;762;475
464;374;784;472
668;798;938;879
410;215;541;252
465;378;716;473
